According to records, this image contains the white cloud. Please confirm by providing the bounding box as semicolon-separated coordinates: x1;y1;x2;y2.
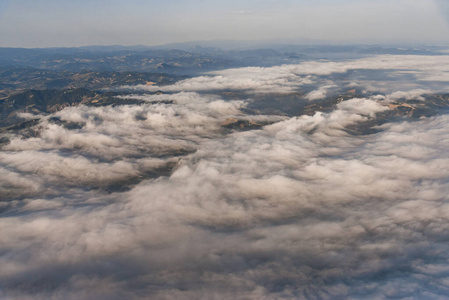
0;92;283;199
383;89;431;102
120;55;449;99
2;96;447;298
120;67;316;94
2;56;449;298
305;85;337;100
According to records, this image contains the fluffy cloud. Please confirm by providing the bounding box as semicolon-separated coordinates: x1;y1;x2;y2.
120;55;449;97
383;89;431;102
1;92;282;200
121;68;315;94
305;85;337;101
2;56;449;299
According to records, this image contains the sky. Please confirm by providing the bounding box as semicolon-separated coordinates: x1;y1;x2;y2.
0;0;449;47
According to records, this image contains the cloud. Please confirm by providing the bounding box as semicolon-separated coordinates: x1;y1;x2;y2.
118;55;449;101
305;85;337;100
120;66;316;94
383;89;431;102
2;56;449;298
0;91;285;201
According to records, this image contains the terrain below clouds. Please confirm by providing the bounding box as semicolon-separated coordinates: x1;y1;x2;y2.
2;52;449;299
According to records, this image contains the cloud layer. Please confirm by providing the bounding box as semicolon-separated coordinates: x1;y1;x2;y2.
122;55;449;96
2;55;449;299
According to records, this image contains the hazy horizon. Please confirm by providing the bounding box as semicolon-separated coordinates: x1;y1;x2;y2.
1;0;449;48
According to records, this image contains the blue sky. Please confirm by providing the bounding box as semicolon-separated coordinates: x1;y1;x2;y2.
0;0;448;47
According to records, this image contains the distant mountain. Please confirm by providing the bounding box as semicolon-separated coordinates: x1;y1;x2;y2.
2;44;442;77
0;67;185;98
0;46;309;74
0;47;239;73
0;88;149;129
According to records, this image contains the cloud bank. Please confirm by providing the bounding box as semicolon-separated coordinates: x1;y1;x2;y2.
2;55;449;299
122;55;449;96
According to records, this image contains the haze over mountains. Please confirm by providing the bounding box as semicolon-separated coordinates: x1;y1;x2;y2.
2;0;448;47
1;42;449;299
